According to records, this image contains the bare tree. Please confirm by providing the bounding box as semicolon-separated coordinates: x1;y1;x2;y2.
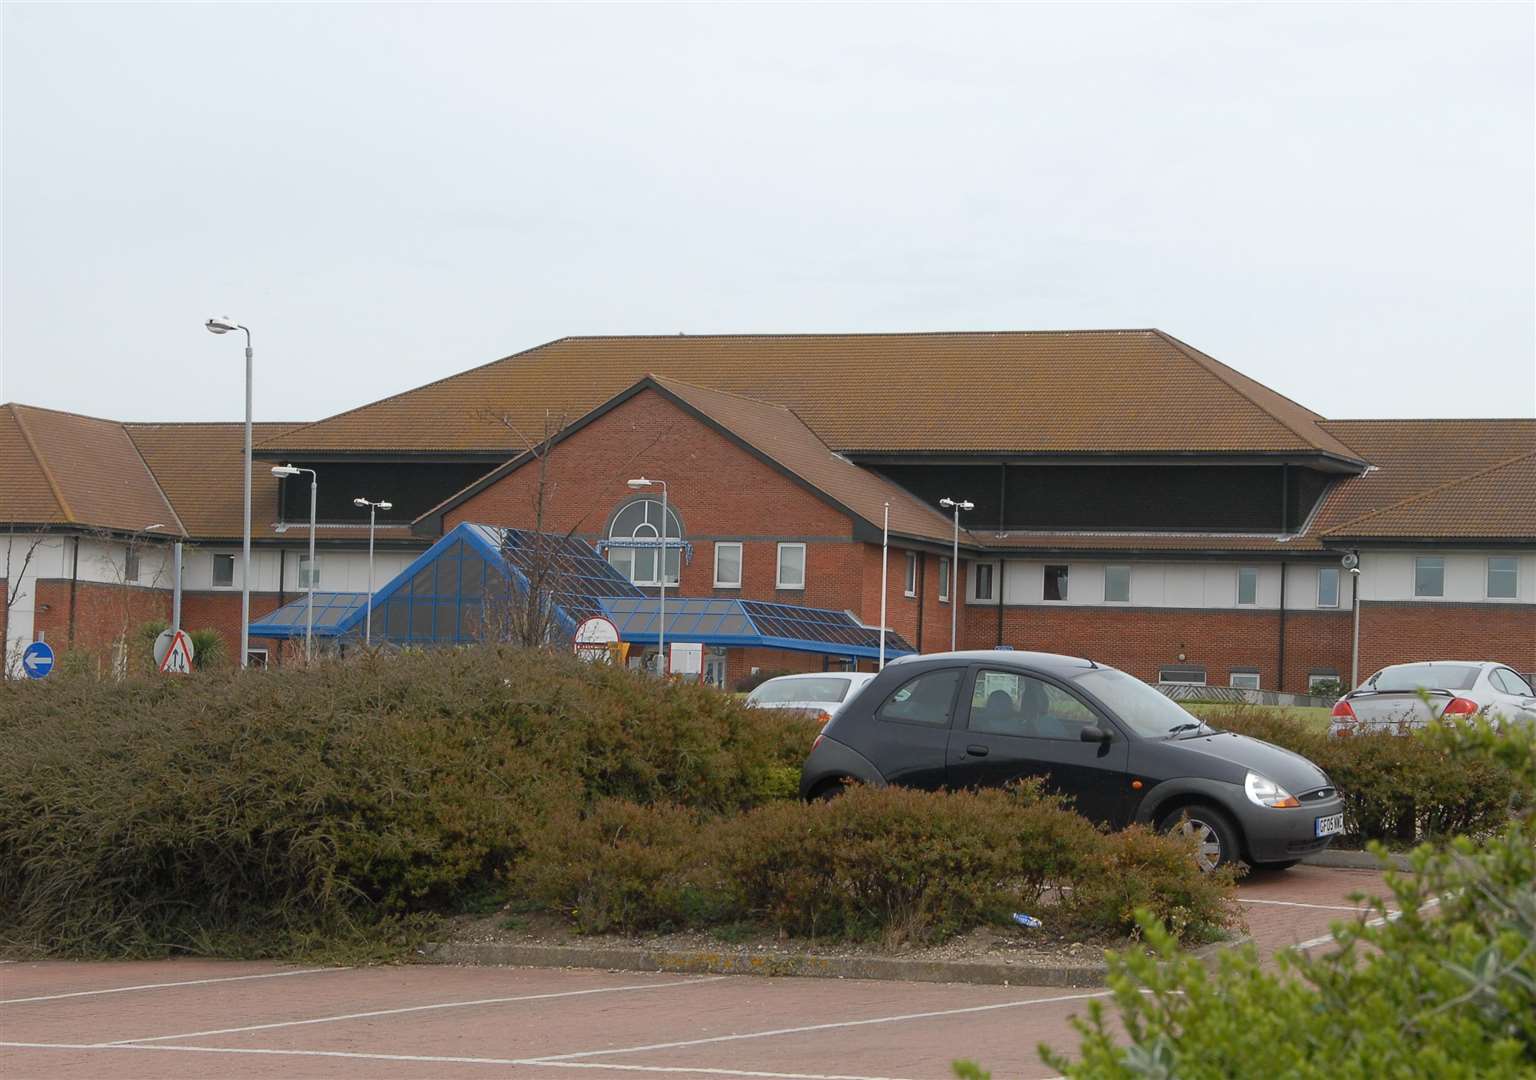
2;522;50;680
86;526;172;678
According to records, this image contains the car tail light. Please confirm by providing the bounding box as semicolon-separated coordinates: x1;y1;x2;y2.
1331;698;1357;720
811;733;825;752
1442;697;1480;718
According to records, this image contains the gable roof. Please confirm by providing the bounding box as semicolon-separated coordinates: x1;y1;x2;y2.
0;403;183;535
260;330;1365;463
1322;449;1536;542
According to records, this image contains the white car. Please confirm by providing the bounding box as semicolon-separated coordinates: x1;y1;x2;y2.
744;672;877;721
1329;661;1536;736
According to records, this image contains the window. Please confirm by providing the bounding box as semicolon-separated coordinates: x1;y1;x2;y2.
1492;668;1534;696
904;553;917;597
124;547;140;584
969;670;1100;740
1317;566;1340;608
212;553;235;588
938;557;951;602
1309;672;1342;694
1237;567;1257;606
606;498;681;586
1043;564;1068;602
876;668;962;727
1104;565;1130;603
776;543;806;590
1414;556;1444;598
1229;671;1261;690
973;562;994;601
713;542;742;589
246;648;269;669
1158;667;1207;686
298;555;320;590
1487;557;1518;599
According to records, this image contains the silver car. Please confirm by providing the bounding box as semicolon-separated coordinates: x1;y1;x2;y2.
1329;661;1536;736
745;672;877;721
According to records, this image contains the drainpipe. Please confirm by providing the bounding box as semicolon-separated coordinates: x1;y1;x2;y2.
66;536;80;646
995;558;1005;646
1276;561;1287;693
915;554;925;653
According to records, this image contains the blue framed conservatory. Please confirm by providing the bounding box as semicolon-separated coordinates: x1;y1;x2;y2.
249;522;915;667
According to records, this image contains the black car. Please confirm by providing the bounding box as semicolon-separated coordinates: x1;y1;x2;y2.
800;650;1344;870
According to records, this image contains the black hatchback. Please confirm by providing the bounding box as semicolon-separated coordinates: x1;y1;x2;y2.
800;650;1344;871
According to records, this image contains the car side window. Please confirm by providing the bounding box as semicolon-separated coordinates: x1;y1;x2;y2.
1494;668;1533;695
876;668;963;727
969;670;1102;740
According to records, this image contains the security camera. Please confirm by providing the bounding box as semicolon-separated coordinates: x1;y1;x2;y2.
1341;552;1359;570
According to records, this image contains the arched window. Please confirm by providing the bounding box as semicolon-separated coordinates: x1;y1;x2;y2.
606;498;682;585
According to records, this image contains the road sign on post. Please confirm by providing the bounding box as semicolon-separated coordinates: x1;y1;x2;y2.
154;628;196;675
21;641;55;679
573;616;620;663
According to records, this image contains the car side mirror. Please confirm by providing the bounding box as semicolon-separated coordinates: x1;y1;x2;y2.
1080;724;1112;743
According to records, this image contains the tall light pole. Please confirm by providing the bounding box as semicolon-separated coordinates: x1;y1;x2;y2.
878;501;889;670
938;497;974;652
353;497;392;646
626;477;668;675
273;465;318;661
205;317;253;669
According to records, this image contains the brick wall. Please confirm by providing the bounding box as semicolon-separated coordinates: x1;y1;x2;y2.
32;579;172;669
180;590;288;664
1358;602;1536;677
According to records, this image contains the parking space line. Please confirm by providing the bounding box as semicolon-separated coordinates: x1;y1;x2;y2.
0;967;340;1005
1236;898;1365;912
1;1041;932;1079
108;976;729;1045
1290;895;1441;952
524;988;1114;1063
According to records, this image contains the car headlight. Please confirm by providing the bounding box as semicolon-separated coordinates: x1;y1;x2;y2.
1245;771;1300;809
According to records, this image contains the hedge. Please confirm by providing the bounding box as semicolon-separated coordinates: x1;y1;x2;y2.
1199;707;1531;846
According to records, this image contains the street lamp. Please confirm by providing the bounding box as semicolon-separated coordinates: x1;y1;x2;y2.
353;497;392;646
938;497;974;652
273;465;318;661
626;477;668;675
206;316;254;669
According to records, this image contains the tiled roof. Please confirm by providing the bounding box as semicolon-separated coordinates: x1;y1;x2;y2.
260;330;1365;461
0;404;182;535
1321;449;1536;541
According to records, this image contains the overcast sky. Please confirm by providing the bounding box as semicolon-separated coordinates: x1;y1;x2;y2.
3;3;1532;424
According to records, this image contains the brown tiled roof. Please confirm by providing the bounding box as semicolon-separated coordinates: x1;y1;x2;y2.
1322;449;1536;541
0;404;182;534
261;330;1365;460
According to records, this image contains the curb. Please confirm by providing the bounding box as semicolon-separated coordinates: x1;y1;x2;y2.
1303;849;1412;871
419;941;1109;987
418;933;1256;988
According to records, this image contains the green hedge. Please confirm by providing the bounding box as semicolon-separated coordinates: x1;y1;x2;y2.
1199;707;1530;846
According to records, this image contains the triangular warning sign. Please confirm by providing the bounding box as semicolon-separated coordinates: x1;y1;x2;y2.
159;630;195;675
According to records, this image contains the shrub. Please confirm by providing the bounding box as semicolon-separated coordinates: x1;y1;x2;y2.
1064;825;1237;945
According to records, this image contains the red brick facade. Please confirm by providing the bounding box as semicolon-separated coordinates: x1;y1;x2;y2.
1358;602;1535;678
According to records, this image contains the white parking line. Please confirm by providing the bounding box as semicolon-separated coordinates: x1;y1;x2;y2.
0;967;339;1005
1290;895;1441;952
524;988;1114;1063
109;976;729;1044
1237;898;1365;912
0;1041;933;1080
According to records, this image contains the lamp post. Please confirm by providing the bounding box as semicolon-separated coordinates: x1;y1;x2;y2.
938;497;974;652
626;477;668;675
273;465;318;661
353;497;392;646
205;316;253;669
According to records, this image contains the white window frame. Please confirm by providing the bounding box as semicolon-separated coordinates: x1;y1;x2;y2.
903;552;917;597
1308;672;1341;693
938;557;951;603
1236;566;1258;607
1486;556;1518;600
1414;555;1444;598
1103;564;1131;604
1316;566;1340;608
1043;563;1069;603
212;552;236;589
124;546;140;584
246;648;269;669
298;555;320;590
776;543;806;591
1229;671;1261;690
1158;667;1207;686
713;542;743;589
972;562;995;602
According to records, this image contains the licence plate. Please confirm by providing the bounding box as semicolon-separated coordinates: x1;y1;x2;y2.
1315;813;1345;838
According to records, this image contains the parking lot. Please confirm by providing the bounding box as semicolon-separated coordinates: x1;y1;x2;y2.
1;865;1391;1080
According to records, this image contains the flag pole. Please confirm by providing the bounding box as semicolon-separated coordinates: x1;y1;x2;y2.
879;501;889;670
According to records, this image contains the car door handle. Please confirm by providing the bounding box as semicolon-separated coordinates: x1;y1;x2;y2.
965;744;989;757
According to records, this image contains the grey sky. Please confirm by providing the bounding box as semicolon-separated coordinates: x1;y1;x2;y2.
3;2;1532;425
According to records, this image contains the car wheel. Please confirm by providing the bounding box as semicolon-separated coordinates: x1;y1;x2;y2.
809;777;851;801
1252;859;1300;871
1158;804;1242;873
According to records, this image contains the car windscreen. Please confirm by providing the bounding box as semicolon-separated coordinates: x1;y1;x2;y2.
1071;667;1200;738
1368;664;1480;692
750;677;851;705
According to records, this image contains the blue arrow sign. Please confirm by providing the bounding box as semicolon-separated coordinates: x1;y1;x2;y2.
22;640;55;679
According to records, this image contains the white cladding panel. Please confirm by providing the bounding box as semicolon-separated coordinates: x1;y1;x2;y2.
1358;550;1535;603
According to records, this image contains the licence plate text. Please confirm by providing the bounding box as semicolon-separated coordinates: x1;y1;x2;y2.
1315;813;1345;838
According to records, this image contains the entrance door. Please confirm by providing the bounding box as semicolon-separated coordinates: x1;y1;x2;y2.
947;667;1131;826
703;649;728;689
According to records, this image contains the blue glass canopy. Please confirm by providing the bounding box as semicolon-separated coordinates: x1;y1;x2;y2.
250;522;915;660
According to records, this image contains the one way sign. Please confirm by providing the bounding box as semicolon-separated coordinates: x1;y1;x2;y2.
155;629;196;675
